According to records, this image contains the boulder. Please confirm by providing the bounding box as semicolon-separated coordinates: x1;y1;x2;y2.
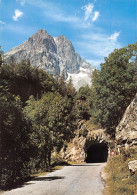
128;160;137;174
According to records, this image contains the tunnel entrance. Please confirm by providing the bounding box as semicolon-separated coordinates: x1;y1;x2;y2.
86;143;108;163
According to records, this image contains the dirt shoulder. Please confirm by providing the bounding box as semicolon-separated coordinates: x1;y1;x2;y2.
101;165;110;195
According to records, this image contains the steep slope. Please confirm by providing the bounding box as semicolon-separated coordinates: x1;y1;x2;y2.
5;29;94;89
5;29;60;76
116;93;137;149
54;35;92;73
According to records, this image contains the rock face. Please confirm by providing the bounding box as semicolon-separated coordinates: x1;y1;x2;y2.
62;94;137;162
128;160;137;174
5;29;94;89
62;120;110;162
5;29;60;76
116;93;137;149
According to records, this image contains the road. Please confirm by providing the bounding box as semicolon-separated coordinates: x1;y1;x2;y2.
3;163;106;195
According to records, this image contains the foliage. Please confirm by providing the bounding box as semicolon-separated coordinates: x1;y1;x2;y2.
0;46;3;66
73;101;91;120
55;72;76;98
0;48;76;189
1;41;136;190
91;43;137;137
105;148;137;195
0;60;56;102
73;86;92;120
0;87;31;189
58;71;66;96
66;76;76;97
24;92;75;170
51;153;68;166
75;86;91;101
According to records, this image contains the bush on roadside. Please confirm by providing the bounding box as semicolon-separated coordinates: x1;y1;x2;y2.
105;148;137;195
51;153;68;167
0;88;31;190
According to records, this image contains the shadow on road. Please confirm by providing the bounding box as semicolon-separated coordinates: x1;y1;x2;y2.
70;164;100;166
32;176;65;181
5;176;65;191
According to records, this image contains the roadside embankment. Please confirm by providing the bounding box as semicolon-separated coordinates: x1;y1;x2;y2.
102;148;137;195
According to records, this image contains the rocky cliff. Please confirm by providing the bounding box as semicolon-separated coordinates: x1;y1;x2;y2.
61;120;110;162
63;94;137;162
60;94;137;163
5;29;94;90
116;93;137;149
5;29;60;76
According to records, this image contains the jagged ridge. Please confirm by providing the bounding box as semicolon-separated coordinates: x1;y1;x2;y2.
5;29;95;89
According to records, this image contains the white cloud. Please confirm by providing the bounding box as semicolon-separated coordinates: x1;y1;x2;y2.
21;0;79;24
0;20;5;24
45;11;79;23
16;0;93;29
23;0;91;29
16;0;26;6
82;3;94;21
5;0;122;70
82;3;100;24
22;0;121;69
92;11;99;22
77;31;122;62
108;32;120;41
13;9;23;21
77;39;121;68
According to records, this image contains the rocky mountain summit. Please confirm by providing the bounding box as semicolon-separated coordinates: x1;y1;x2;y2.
5;29;94;90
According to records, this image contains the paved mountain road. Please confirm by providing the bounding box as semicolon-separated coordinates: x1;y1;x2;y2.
3;163;106;195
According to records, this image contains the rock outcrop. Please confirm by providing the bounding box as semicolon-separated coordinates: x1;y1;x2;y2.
62;120;110;162
61;95;137;163
128;160;137;174
5;29;94;90
116;93;137;149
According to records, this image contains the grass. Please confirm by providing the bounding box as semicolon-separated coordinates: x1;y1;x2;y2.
68;161;85;165
105;147;137;195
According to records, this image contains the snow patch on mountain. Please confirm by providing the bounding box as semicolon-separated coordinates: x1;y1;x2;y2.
67;67;94;90
5;29;95;90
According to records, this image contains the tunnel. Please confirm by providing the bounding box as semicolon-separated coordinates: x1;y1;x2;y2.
85;143;108;163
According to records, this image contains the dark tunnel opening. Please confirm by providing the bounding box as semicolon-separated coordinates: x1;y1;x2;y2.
86;143;108;163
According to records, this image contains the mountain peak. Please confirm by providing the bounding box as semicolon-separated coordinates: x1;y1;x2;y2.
37;29;48;34
28;29;53;44
33;29;50;38
5;29;95;90
54;35;74;51
56;35;70;42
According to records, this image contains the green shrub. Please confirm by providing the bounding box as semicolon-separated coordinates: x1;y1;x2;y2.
51;153;68;167
0;89;31;190
105;148;137;195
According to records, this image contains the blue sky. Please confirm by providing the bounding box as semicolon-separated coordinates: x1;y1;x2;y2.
0;0;136;68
